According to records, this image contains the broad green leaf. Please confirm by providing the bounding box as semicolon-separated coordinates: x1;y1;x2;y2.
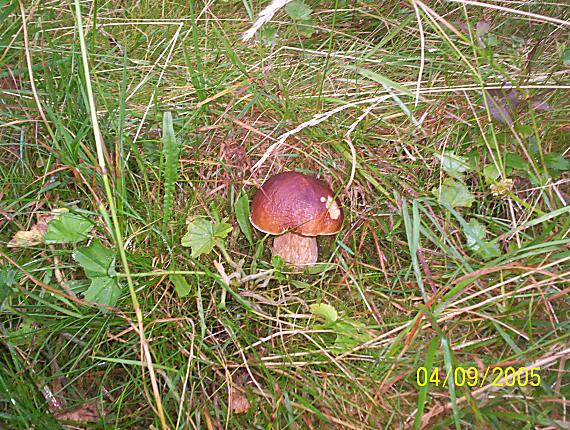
483;164;500;183
333;320;372;352
432;178;475;208
436;151;472;178
544;153;569;172
73;240;120;309
477;241;501;260
463;219;500;260
234;193;253;246
310;303;338;323
285;0;312;20
83;276;121;308
463;219;486;250
170;274;192;298
44;211;93;244
505;153;528;170
181;218;232;258
73;240;116;278
213;220;233;240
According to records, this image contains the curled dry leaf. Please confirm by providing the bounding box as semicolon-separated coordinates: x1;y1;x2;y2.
7;209;64;247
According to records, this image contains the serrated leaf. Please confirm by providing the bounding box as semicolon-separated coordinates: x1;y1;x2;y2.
436;151;472;178
235;193;253;246
73;240;116;278
285;0;312;20
181;218;232;258
73;240;120;309
310;303;338;323
83;276;121;308
170;274;192;298
213;220;233;239
433;178;475;208
44;211;93;244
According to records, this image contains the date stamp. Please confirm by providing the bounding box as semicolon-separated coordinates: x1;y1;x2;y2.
416;366;541;388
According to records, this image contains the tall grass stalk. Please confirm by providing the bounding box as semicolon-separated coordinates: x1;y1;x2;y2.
71;1;167;428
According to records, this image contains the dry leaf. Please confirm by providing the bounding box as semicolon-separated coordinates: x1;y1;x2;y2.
54;402;100;423
487;89;553;126
7;209;66;248
230;388;250;414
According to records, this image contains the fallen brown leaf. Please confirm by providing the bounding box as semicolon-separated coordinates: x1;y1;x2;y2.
54;401;100;423
7;208;65;248
230;388;250;414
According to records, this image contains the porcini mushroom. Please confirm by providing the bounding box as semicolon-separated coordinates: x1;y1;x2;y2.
249;171;343;266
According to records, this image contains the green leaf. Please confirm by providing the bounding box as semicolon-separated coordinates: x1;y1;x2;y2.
162;111;180;234
477;241;501;260
505;153;528;170
83;276;121;308
181;218;232;258
562;41;570;67
73;240;116;278
463;219;486;250
433;178;475;208
235;193;253;246
285;0;312;20
544;153;569;172
436;151;472;179
0;266;16;307
483;164;500;183
73;240;120;309
351;66;414;97
170;274;192;298
260;24;278;46
310;303;338;323
213;219;233;239
297;18;316;37
44;211;93;244
333;320;372;352
463;219;500;260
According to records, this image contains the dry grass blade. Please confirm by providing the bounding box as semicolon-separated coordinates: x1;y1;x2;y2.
242;0;293;42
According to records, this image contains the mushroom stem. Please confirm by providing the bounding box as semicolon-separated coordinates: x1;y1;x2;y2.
272;232;318;266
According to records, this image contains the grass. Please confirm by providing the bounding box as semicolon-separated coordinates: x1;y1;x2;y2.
1;0;569;428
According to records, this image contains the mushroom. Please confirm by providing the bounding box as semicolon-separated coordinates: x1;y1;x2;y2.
249;171;343;266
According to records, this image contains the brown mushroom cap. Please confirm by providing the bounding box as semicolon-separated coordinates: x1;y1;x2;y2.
250;171;343;236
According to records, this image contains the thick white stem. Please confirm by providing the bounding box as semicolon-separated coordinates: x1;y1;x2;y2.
272;233;318;266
